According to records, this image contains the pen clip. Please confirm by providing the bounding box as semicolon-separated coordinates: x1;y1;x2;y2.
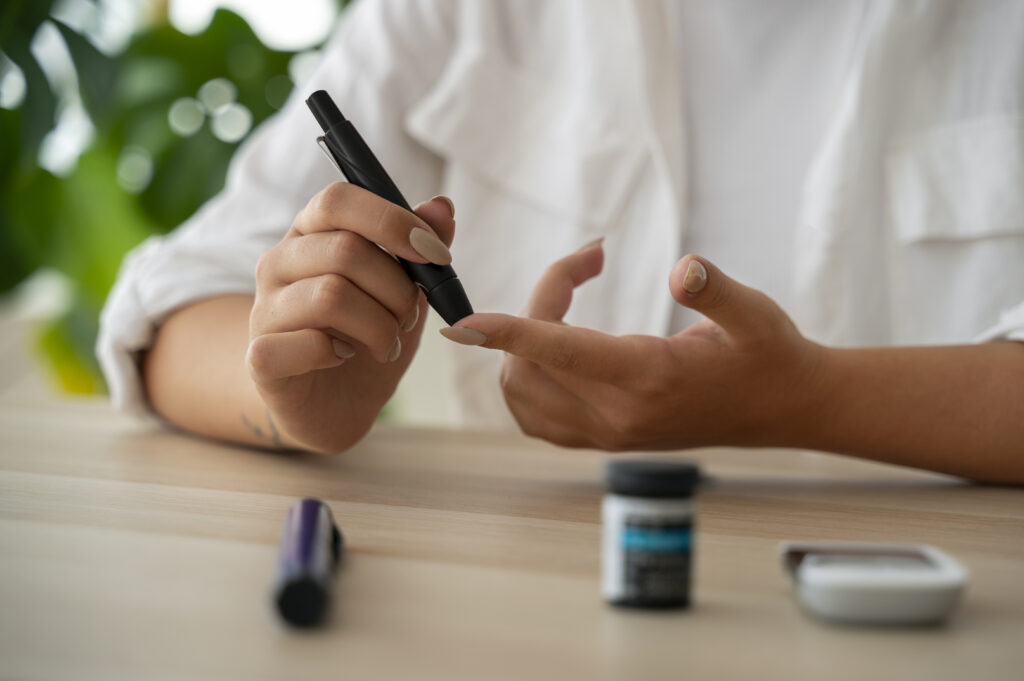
316;135;342;174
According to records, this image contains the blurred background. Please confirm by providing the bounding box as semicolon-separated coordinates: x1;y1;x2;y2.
0;0;453;422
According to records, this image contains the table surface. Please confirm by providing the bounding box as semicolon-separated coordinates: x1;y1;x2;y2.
1;395;1022;681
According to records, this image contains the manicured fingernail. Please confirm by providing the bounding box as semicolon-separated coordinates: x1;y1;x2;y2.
387;337;402;362
577;236;604;252
332;338;356;359
439;327;487;346
409;227;452;265
683;260;707;293
432;195;455;218
401;304;420;332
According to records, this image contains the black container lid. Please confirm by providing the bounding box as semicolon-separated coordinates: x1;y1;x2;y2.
605;460;701;498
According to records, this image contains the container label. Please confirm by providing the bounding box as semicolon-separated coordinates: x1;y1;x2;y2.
622;526;692;553
621;518;692;602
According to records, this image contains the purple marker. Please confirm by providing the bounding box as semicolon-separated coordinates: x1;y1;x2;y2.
273;498;343;627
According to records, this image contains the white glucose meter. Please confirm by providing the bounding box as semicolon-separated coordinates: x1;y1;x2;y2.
779;542;968;625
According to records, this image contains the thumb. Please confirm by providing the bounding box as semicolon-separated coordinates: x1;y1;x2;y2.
412;195;456;247
669;255;784;340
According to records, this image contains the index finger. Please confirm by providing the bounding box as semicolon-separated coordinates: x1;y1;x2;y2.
445;313;646;385
292;182;451;265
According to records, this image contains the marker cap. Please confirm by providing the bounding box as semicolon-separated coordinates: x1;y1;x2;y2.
273;498;342;627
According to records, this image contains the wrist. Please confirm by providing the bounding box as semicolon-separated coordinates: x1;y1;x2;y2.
759;340;840;450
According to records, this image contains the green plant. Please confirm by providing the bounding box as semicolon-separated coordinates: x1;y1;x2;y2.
1;0;343;392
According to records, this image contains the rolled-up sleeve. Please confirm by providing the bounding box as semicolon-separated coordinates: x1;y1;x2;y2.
97;0;455;414
974;301;1024;344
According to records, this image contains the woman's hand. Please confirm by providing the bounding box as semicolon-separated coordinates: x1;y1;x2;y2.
440;242;828;450
247;184;456;452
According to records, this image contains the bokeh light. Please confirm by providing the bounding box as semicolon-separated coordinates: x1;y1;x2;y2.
169;0;338;51
288;50;322;86
0;58;27;109
168;97;205;136
264;73;292;110
210;102;252;142
116;145;154;193
197;77;237;114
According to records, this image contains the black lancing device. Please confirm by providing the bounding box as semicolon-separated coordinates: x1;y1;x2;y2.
306;90;473;325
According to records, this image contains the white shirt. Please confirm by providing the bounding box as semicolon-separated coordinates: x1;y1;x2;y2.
98;0;1024;428
671;0;864;332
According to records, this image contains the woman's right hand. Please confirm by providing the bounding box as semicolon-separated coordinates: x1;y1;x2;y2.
247;183;456;452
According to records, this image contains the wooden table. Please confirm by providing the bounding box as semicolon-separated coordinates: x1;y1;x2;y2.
1;397;1022;681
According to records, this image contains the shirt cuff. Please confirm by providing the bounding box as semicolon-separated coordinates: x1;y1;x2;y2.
973;300;1024;343
96;236;255;417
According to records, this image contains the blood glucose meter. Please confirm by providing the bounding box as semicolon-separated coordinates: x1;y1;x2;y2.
779;542;968;625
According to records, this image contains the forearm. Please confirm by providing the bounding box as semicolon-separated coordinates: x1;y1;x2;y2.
795;341;1024;483
142;294;297;448
142;294;382;454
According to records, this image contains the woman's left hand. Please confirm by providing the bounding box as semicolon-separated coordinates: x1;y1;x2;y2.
441;243;829;450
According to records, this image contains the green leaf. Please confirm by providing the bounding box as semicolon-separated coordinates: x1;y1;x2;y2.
0;219;36;292
117;9;296;230
0;0;57;49
124;9;293;123
2;30;57;167
140;125;235;230
36;308;102;394
51;145;155;308
3;163;61;286
1;3;350;393
0;104;20;186
52;19;118;127
0;106;56;293
115;56;185;110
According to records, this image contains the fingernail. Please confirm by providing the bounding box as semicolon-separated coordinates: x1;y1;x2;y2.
387;337;402;362
439;327;487;346
577;236;604;252
332;338;356;359
401;304;420;332
409;227;452;266
683;260;708;293
432;195;455;218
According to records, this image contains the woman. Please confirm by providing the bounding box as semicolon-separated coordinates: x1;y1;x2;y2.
99;0;1024;482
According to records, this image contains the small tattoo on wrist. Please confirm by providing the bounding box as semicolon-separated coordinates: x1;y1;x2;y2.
265;407;282;447
241;409;283;448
